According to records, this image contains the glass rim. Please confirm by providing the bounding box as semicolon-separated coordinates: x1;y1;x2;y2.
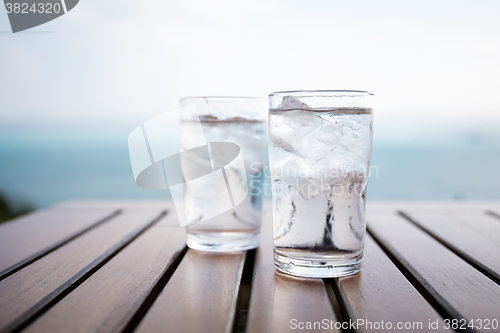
180;96;266;102
269;90;374;97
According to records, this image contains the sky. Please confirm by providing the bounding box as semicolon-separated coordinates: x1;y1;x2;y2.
1;0;500;143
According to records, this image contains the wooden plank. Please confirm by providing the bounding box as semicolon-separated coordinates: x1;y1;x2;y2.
367;201;500;215
0;209;120;280
53;200;180;227
368;214;500;333
135;249;245;333
0;210;166;333
23;219;186;333
402;212;500;282
246;206;339;333
337;235;452;332
154;202;182;227
54;200;173;212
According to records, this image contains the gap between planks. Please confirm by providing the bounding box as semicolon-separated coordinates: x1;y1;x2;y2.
398;211;500;286
367;226;475;333
2;211;168;333
117;245;189;333
323;279;355;333
229;249;256;333
119;248;258;333
0;210;122;282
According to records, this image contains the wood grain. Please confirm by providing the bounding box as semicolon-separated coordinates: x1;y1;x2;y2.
246;206;339;333
4;200;500;333
134;249;245;333
367;201;500;215
0;211;165;333
368;214;500;333
0;209;119;280
54;200;174;212
23;217;186;333
337;235;452;332
53;200;180;227
402;212;500;282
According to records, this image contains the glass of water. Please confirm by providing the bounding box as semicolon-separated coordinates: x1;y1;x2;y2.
180;97;267;252
268;90;374;277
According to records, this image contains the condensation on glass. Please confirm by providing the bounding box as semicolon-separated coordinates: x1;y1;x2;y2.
268;90;374;277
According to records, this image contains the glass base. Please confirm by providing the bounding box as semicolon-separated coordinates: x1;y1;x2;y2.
274;251;363;278
186;230;260;252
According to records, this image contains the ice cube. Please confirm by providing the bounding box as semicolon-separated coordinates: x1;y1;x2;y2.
269;110;325;158
277;96;311;110
269;100;372;201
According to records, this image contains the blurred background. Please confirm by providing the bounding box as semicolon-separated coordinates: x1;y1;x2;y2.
1;0;499;220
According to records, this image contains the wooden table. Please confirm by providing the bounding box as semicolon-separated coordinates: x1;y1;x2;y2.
0;201;499;333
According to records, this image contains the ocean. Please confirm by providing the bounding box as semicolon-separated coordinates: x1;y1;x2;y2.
1;133;500;210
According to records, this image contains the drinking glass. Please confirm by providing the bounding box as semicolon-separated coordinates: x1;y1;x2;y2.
180;97;267;252
268;90;374;277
